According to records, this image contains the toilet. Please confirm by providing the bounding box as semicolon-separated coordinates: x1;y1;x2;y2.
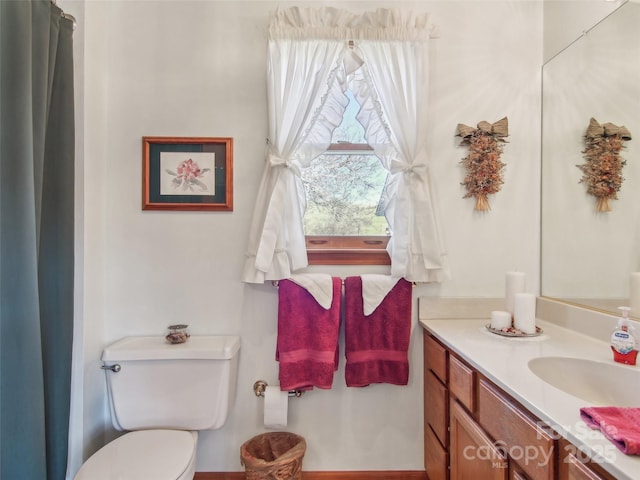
74;335;240;480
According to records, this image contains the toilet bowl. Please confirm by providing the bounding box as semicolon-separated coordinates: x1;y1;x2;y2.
74;430;197;480
74;335;240;480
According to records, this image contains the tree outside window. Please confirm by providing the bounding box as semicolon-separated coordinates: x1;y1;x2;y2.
301;91;389;236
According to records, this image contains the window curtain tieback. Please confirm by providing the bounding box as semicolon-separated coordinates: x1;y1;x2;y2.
392;162;427;177
388;152;428;179
268;152;301;176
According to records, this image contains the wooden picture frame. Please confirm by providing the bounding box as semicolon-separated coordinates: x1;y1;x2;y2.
142;136;233;211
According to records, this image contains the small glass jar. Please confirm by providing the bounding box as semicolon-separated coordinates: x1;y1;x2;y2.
166;324;190;344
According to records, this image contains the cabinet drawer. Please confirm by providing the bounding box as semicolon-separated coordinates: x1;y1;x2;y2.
478;380;555;480
425;369;449;447
425;332;448;383
449;354;475;412
425;423;449;480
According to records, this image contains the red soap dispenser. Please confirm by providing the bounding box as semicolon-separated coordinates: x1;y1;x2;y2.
611;307;638;365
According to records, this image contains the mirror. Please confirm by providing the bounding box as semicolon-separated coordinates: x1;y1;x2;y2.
541;1;640;316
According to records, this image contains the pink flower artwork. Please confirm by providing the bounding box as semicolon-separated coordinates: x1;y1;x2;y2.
160;152;215;195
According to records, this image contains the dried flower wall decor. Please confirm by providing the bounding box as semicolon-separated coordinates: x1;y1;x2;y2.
577;118;632;213
456;117;509;211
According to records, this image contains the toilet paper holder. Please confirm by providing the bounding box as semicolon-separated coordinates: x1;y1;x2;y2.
253;380;304;398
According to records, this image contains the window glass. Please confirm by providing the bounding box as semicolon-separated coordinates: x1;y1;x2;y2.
301;91;389;237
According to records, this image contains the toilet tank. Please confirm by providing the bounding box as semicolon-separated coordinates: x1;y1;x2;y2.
101;335;240;431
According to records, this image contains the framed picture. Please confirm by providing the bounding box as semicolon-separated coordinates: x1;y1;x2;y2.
142;136;233;211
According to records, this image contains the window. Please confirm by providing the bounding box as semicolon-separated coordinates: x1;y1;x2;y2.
301;91;390;265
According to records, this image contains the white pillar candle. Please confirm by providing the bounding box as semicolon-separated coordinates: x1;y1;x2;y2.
505;272;526;316
513;293;537;334
491;310;512;330
630;273;640;318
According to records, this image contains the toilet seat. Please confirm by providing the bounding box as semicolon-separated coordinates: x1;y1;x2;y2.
74;429;197;480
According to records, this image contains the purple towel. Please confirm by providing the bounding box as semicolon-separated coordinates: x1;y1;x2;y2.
276;277;342;390
344;277;412;387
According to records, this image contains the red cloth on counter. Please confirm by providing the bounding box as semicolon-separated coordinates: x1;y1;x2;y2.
580;406;640;455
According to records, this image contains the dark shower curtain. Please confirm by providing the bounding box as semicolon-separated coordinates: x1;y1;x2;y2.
1;0;75;479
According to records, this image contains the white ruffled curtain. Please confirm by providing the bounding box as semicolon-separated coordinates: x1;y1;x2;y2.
242;7;447;283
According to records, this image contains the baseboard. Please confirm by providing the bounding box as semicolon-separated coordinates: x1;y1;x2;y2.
194;471;427;480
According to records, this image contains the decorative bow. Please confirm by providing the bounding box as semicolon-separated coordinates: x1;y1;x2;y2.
268;152;301;177
585;117;632;140
456;117;509;141
389;157;428;177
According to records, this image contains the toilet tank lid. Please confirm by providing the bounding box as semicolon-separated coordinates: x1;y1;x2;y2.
102;335;240;361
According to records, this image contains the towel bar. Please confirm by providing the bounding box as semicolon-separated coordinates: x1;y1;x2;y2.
271;279;420;287
273;279;344;287
253;380;303;398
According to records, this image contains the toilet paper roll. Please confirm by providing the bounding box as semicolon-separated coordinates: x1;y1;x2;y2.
630;272;640;318
513;293;537;334
263;386;288;429
490;310;512;330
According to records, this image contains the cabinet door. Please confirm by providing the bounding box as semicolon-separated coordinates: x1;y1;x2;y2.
562;454;603;480
450;399;507;480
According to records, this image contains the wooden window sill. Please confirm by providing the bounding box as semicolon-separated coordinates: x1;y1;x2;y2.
306;236;391;266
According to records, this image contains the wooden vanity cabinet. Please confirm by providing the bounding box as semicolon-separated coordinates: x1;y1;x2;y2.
424;330;624;480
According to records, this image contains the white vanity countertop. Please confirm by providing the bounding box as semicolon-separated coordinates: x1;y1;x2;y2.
419;316;640;480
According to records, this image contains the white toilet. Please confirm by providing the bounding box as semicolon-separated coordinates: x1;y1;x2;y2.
74;335;240;480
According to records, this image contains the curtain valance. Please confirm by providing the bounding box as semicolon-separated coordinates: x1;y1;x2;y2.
268;7;434;42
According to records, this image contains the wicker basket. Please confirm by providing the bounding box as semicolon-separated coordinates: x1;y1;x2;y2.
240;432;306;480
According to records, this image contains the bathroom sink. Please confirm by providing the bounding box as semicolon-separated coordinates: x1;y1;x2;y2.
528;356;640;406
